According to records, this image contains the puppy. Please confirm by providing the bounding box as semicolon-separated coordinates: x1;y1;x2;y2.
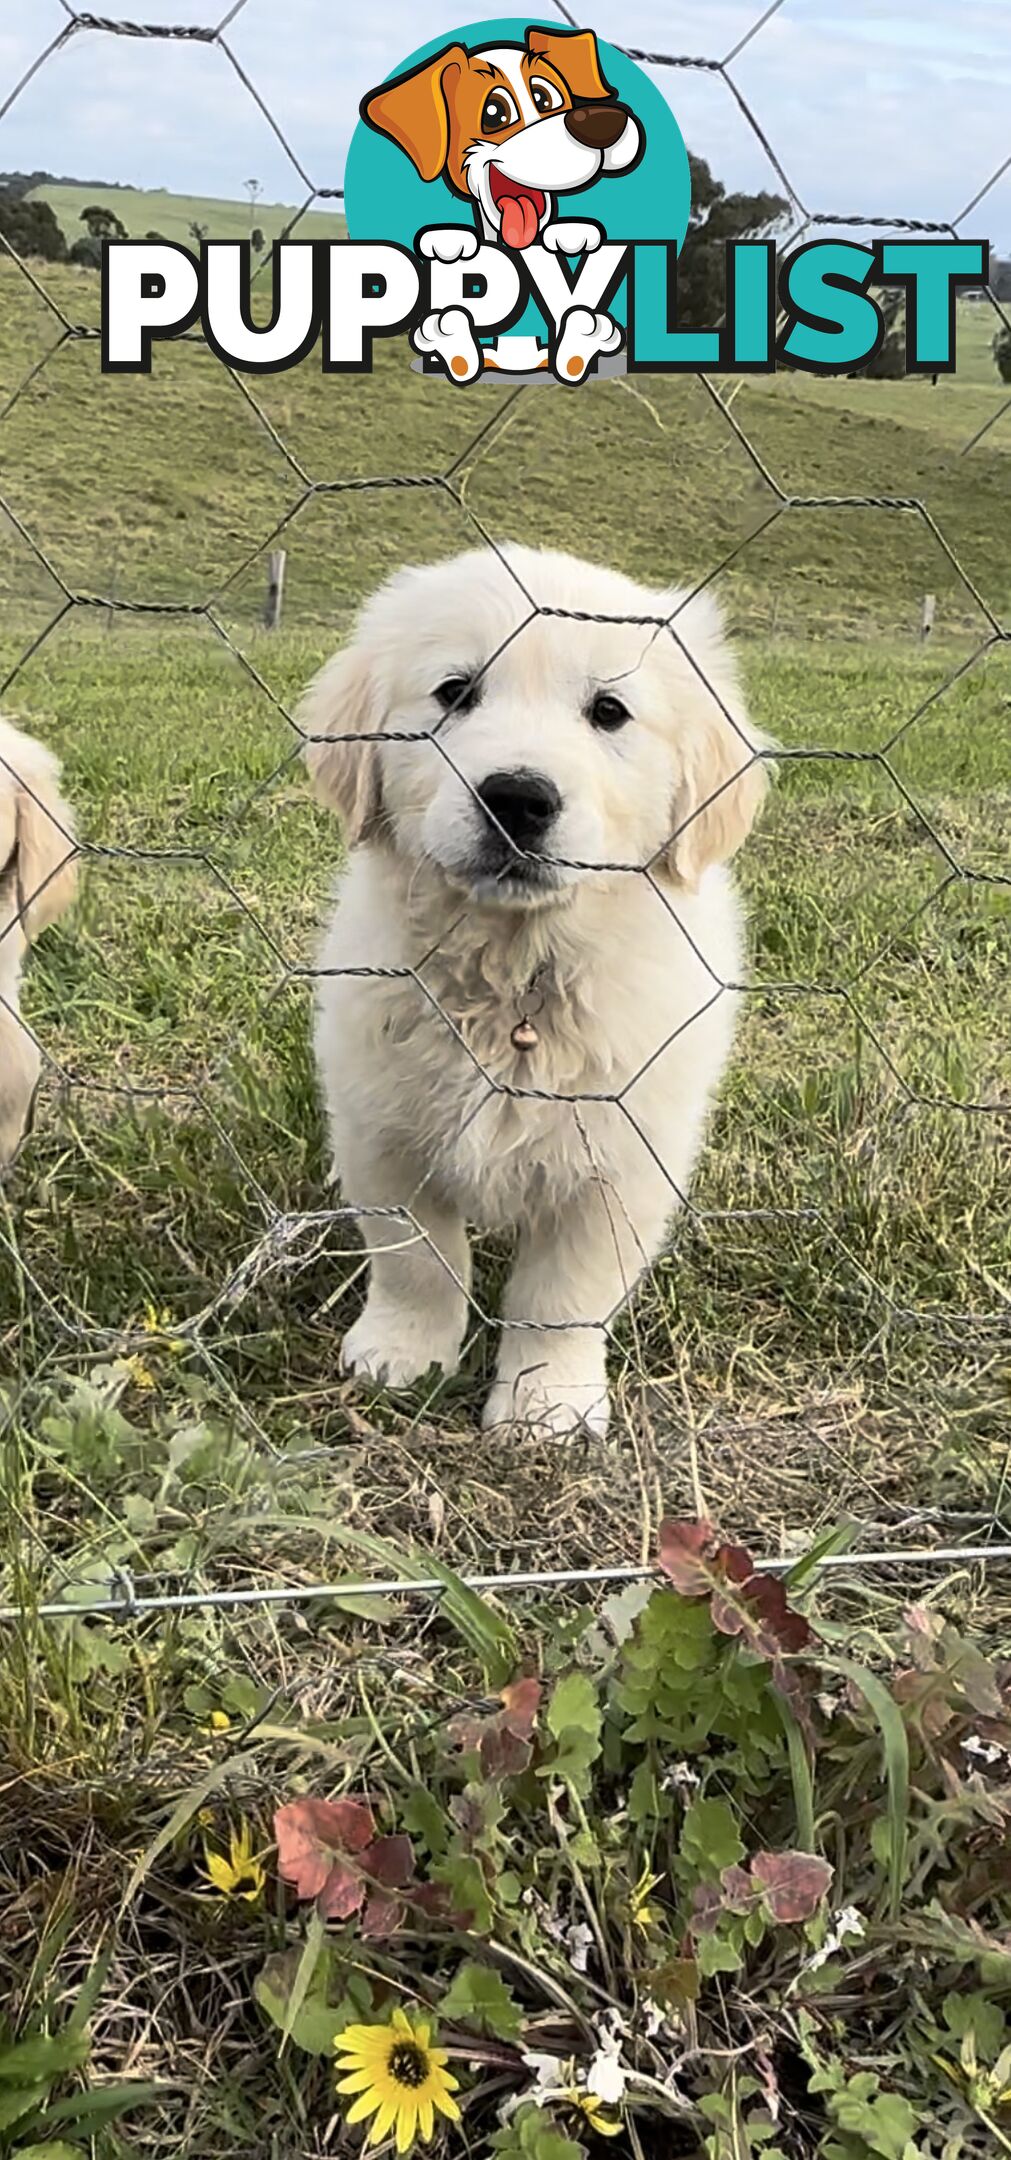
304;546;766;1438
0;719;77;1166
363;26;642;257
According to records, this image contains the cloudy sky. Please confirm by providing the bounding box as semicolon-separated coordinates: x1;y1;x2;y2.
1;0;1008;243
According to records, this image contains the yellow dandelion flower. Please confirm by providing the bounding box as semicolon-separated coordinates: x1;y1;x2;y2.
201;1709;232;1734
200;1819;265;1902
335;2007;461;2153
563;2090;623;2138
141;1302;185;1353
629;1861;664;1932
122;1352;156;1391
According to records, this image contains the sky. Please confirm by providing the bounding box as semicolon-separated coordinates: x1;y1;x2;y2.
0;0;1009;245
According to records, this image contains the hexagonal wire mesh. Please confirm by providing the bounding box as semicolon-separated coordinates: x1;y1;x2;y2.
0;1;1009;1622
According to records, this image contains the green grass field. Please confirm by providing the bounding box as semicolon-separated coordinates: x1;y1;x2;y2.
31;180;345;249
0;232;1009;2158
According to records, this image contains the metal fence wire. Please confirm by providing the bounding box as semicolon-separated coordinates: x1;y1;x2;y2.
0;0;1009;1624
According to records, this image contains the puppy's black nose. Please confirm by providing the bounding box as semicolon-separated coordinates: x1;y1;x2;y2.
478;768;561;850
564;101;629;150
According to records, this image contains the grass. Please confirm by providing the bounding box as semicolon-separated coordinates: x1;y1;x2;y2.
30;180;345;251
0;232;1009;2159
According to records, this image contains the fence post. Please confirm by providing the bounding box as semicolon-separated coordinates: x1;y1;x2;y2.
920;592;936;642
264;549;287;630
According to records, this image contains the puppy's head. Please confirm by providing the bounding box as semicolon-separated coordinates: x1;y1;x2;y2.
0;723;77;950
302;547;766;909
362;27;642;248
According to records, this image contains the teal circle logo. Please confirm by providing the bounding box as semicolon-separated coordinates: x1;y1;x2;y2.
345;18;691;373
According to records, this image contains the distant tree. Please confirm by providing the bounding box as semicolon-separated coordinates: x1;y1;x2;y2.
0;191;67;261
189;220;209;246
80;203;128;241
992;258;1011;302
145;228;170;244
250;224;265;254
69;235;103;269
677;151;788;326
994;325;1011;384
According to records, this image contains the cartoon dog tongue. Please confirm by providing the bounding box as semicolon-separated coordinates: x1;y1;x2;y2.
500;191;540;249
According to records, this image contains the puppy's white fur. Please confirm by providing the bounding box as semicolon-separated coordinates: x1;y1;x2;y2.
0;719;77;1166
304;546;766;1437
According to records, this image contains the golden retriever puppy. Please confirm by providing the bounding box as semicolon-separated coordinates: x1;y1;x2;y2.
0;719;77;1166
303;545;767;1437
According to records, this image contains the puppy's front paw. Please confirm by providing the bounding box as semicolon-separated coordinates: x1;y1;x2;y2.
554;305;623;383
483;1360;610;1441
541;220;604;255
341;1303;464;1389
412;307;482;383
418;227;480;264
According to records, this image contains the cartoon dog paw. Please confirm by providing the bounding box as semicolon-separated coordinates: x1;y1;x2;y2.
541;220;605;256
554;305;623;383
417;227;480;264
412;307;482;383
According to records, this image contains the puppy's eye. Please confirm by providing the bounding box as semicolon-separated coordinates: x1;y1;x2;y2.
589;691;631;732
482;89;519;132
530;76;564;115
434;674;478;715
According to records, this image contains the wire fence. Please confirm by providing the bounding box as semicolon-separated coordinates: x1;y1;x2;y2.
0;0;1009;1629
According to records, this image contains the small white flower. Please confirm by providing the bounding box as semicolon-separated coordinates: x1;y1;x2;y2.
796;1905;867;1984
587;2019;628;2106
520;2052;568;2097
566;1922;594;1974
661;1759;701;1794
963;1734;1005;1766
587;2051;627;2107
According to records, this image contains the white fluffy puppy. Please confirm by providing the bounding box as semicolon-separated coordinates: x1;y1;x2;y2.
0;719;77;1166
304;545;766;1437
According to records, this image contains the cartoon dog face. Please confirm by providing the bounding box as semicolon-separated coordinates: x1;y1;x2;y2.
362;25;643;250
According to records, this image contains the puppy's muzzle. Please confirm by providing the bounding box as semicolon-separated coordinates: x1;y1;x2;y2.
563;102;631;150
477;768;561;856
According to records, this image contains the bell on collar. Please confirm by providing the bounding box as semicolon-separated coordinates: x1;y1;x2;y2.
510;1018;539;1053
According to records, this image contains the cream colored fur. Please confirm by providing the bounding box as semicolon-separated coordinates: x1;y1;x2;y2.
304;545;767;1437
0;719;77;1167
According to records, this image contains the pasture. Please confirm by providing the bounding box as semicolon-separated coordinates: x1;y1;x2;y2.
30;179;345;249
0;241;1009;2160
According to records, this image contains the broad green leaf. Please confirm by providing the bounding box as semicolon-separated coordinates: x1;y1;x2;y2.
547;1673;600;1742
12;2145;86;2159
441;1960;523;2041
680;1796;745;1878
0;2091;45;2132
0;2037;89;2084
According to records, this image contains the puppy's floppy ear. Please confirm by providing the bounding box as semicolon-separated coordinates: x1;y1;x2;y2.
656;601;768;892
525;25;614;101
0;733;77;942
361;44;467;182
299;645;385;846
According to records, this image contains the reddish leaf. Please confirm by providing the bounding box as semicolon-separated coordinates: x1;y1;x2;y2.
689;1882;724;1936
658;1518;720;1597
501;1678;541;1738
363;1835;415;1889
361;1889;406;1937
711;1567;813;1658
480;1725;532;1779
317;1859;368;1921
412;1882;468;1927
751;1851;833;1924
274;1796;376;1900
719;1864;756;1912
